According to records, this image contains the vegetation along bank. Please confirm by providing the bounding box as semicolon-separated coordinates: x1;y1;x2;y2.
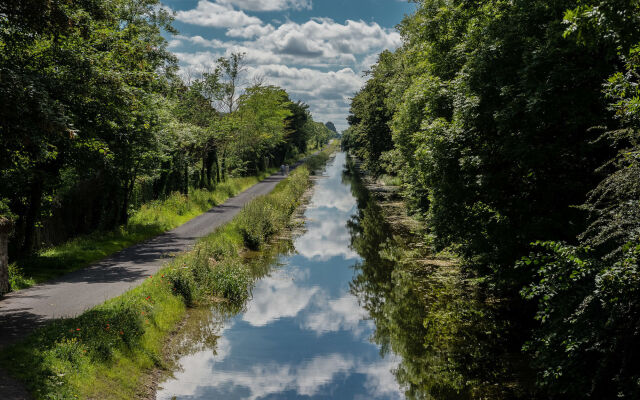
343;1;640;398
0;145;336;400
0;0;338;294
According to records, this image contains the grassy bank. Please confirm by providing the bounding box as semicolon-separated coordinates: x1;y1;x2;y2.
0;146;335;400
9;170;278;291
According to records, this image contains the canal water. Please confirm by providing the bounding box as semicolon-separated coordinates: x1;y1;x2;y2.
156;152;404;399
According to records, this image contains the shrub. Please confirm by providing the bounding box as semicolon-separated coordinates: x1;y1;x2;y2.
237;199;281;249
210;258;251;302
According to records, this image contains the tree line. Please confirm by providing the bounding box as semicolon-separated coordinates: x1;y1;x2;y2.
343;0;640;398
0;0;335;260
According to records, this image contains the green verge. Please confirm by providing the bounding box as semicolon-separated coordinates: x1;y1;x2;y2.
0;145;335;400
9;163;302;290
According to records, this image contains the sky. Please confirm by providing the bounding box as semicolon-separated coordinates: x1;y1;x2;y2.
160;0;416;132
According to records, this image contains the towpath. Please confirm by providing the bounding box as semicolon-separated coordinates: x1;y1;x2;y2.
0;164;307;399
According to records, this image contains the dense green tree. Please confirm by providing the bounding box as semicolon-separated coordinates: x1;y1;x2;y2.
324;121;337;133
345;50;396;176
346;0;640;397
0;2;326;269
0;0;177;254
519;3;640;397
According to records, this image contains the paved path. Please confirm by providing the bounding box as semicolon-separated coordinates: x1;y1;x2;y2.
0;169;299;398
1;165;311;346
0;172;294;348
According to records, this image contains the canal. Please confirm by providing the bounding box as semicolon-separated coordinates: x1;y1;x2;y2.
156;152;404;399
156;151;529;399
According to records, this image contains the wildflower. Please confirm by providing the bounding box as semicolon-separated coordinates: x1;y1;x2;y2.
119;331;124;335
76;328;81;331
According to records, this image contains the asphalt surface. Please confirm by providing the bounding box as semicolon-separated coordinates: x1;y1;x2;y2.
0;170;295;399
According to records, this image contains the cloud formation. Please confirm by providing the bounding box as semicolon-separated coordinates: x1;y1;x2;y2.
173;1;261;28
218;0;312;12
167;1;403;131
242;268;319;326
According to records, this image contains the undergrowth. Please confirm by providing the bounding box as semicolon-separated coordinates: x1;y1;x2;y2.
0;147;332;400
9;171;275;290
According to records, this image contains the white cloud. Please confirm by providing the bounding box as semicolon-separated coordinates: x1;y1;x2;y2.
357;356;404;399
295;215;358;261
173;35;230;49
173;1;262;28
218;0;312;12
157;352;403;400
226;23;276;38
167;5;403;131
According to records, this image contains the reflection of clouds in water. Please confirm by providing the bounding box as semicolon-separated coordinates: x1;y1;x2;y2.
294;152;359;261
310;184;355;212
242;268;319;326
212;333;231;362
302;293;372;337
157;352;402;400
157;152;405;400
295;212;358;261
357;356;404;399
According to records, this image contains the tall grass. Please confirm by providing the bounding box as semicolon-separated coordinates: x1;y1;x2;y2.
9;171;274;290
0;153;328;400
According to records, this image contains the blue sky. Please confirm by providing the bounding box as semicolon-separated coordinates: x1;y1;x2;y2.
161;0;416;131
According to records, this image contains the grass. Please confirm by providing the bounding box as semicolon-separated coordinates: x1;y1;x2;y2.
8;171;279;291
0;147;334;400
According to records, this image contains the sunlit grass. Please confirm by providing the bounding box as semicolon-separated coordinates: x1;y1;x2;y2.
10;171;275;290
0;150;333;400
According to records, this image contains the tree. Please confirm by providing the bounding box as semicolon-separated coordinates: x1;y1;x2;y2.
346;50;396;176
324;121;337;134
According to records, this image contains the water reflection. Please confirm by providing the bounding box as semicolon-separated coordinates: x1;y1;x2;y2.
343;157;534;399
157;152;403;400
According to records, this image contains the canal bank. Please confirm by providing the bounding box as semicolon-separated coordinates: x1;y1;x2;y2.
154;152;536;399
0;146;337;400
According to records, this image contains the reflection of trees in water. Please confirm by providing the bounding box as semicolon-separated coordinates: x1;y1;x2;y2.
343;158;534;399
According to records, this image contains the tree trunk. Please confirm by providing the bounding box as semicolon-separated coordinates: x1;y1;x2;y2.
119;169;137;225
214;150;220;183
0;218;13;295
221;149;227;181
184;164;189;195
21;172;44;256
200;155;207;189
206;148;217;187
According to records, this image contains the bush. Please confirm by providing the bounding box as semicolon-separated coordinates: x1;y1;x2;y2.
520;241;640;398
210;259;251;302
237;199;281;250
236;167;310;249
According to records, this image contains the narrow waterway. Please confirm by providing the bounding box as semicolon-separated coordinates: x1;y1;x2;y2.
156;152;404;399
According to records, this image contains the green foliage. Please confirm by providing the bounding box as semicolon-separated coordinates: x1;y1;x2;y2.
345;161;528;399
237;167;310;249
0;271;185;399
8;173;270;290
0;149;329;399
345;50;396;176
345;0;640;397
520;241;640;398
0;3;325;276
